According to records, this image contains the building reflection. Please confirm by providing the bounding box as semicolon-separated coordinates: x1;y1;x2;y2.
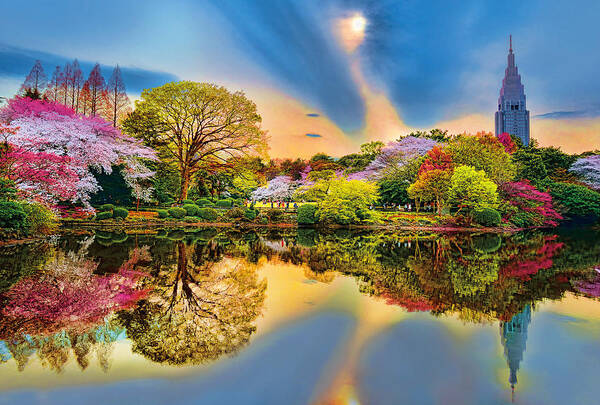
500;304;532;402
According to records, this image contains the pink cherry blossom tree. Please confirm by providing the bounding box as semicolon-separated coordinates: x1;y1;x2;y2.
1;97;156;207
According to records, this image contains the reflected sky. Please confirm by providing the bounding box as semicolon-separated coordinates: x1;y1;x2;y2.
0;228;599;404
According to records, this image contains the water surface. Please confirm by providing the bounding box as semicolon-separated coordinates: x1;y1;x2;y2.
1;227;599;404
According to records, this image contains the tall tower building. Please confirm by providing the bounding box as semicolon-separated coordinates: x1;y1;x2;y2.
495;36;530;146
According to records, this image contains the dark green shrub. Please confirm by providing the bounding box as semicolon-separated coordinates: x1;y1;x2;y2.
215;199;233;208
297;204;318;225
196;198;212;207
472;234;502;253
472;207;501;227
266;208;285;223
167;230;185;240
225;207;246;220
183;204;200;216
182;199;195;205
21;202;58;234
297;228;317;247
198;207;218;221
157;209;169;218
98;204;115;212
168;207;186;219
183;216;198;223
113;207;129;219
547;181;600;218
0;202;28;230
95;211;113;220
244;208;258;221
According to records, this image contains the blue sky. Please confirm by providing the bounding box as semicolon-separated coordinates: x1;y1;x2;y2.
1;0;599;154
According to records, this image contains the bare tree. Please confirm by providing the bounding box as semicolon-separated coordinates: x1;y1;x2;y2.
46;66;62;102
85;63;106;117
106;65;131;127
20;60;47;94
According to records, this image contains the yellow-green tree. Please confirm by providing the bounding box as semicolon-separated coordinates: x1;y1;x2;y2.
446;133;515;184
448;165;498;212
128;82;268;200
407;169;452;214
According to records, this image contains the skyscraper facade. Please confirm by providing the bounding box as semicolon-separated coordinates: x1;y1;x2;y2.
495;36;530;146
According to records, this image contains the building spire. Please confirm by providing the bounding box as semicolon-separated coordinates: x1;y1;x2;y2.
509;34;513;53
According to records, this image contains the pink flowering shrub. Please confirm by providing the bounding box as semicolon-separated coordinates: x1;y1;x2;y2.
500;180;563;227
497;132;516;154
500;235;564;280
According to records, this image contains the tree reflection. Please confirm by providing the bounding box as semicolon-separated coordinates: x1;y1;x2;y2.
118;241;267;365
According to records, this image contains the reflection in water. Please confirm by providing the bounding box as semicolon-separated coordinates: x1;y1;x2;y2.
117;241;267;365
500;305;532;402
0;226;599;402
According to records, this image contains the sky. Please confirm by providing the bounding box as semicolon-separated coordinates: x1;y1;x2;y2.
1;0;599;157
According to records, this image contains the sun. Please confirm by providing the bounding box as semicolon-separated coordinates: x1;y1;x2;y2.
335;12;368;53
351;14;367;33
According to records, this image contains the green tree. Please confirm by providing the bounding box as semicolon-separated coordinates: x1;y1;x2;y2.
315;178;379;224
126;82;267;201
408;170;452;214
446;133;515;184
448;165;498;212
513;150;548;183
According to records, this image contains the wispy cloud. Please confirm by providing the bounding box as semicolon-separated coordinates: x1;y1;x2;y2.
305;133;323;138
0;44;178;95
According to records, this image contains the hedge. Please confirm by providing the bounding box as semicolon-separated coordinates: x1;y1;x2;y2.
266;208;285;223
95;211;113;220
168;207;186;219
0;202;28;230
113;207;129;219
297;203;318;225
98;204;115;212
196;198;212;207
215;199;233;208
183;204;200;217
198;207;218;221
157;209;169;218
472;207;501;227
182;199;195;205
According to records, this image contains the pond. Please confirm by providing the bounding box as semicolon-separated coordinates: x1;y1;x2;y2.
1;226;599;405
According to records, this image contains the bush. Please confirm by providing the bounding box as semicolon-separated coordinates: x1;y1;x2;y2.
183;204;200;216
95;211;113;220
196;198;212;207
168;207;186;219
113;207;129;219
316;199;357;225
244;208;258;221
472;207;501;227
547;181;600;218
157;209;169;218
182;199;195;205
297;203;318;225
215;199;233;208
0;202;28;230
98;204;115;212
225;207;246;220
183;216;198;223
21;202;58;234
198;207;218;221
265;208;284;223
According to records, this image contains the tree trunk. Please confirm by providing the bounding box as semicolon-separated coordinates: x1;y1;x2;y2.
179;167;190;201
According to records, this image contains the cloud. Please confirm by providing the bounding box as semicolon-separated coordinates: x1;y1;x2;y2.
305;133;323;138
0;44;178;95
206;1;365;132
534;109;600;120
306;113;320;117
